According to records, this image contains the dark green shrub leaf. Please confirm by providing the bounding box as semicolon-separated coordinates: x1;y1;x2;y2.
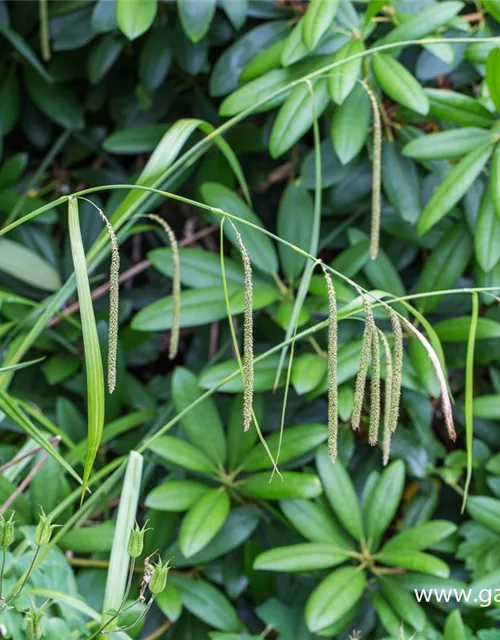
316;445;363;541
372;53;429;115
378;550;450;578
254;543;349;572
148;435;217;474
25;67;84;130
403;127;492;161
239;472;322;500
291;354;327;395
303;0;339;50
467;496;500;535
116;0;157;40
172;367;227;466
425;88;495;127
179;489;231;557
145;479;210;512
378;576;427;631
444;610;466;640
365;460;405;550
382;140;421;223
277;182;314;280
328;38;364;105
281;498;354;547
381;520;457;553
103;124;170;154
269;78;330;158
417;146;492;235
382;1;464;43
331;82;370;164
473;395;500;419
435;317;500;341
305;566;366;633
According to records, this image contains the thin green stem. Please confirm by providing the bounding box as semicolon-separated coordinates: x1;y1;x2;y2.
0;547;6;598
39;0;50;61
462;292;479;513
7;545;40;604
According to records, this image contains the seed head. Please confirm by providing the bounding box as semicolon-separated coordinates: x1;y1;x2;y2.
149;558;171;595
320;264;338;462
351;296;374;431
127;521;150;559
0;512;15;549
34;507;60;547
24;603;45;640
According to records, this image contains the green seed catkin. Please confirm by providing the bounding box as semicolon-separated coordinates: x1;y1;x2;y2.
351;296;374;431
389;309;403;434
369;328;381;447
233;225;254;432
379;331;393;466
148;215;180;361
363;81;382;261
97;209;120;394
321;264;338;462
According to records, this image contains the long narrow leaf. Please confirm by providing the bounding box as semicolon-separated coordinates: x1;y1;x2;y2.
462;293;478;512
68;197;105;501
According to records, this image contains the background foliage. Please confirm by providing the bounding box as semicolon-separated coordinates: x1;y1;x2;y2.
1;0;500;638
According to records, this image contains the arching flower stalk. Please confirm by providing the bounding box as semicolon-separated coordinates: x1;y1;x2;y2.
402;318;456;440
369;328;381;447
362;81;382;261
352;296;375;431
230;222;254;432
147;214;180;360
320;263;338;462
389;309;404;434
379;330;393;466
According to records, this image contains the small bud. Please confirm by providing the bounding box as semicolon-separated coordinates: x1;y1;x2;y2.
0;512;15;549
24;604;45;640
34;508;60;547
127;521;150;559
149;559;171;595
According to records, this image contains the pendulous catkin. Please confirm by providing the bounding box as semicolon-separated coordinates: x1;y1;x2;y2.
379;330;393;466
147;215;180;361
369;328;381;447
321;264;338;461
351;296;374;431
233;225;254;432
389;309;403;434
363;81;382;261
96;209;119;394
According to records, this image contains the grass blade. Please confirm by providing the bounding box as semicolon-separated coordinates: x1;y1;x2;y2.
68;197;105;501
462;292;478;512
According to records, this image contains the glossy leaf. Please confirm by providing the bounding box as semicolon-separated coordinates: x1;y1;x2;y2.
116;0;157;40
148;435;217;474
303;0;339;50
378;550;450;577
291;354;327;395
254;543;348;572
172;367;227;466
179;489;231;557
178;0;216;43
239;472;322;500
365;460;405;550
372;53;429;115
331;82;371;164
316;445;363;541
382;140;421;223
328;38;364;105
281;499;353;547
381;520;457;553
145;479;210;512
403;127;492;161
305;566;366;633
435;317;500;341
378;576;427;631
383;1;464;43
0;238;61;292
277;182;314;280
417;145;492;235
425;88;495;127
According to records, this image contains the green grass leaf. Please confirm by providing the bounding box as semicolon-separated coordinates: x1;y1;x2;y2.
68;197;105;501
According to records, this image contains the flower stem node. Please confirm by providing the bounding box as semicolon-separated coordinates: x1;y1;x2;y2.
127;521;150;559
34;508;60;547
149;559;171;595
0;513;15;550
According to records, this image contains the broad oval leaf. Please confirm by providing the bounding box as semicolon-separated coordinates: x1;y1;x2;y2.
378;550;450;578
25;67;84;130
281;498;354;547
179;489;230;558
241;423;328;471
170;574;240;632
178;0;215;43
239;472;322;500
269;78;330;158
254;543;349;572
148;435;217;474
291;354;327;395
487;48;500;113
303;0;339;50
305;566;366;633
415;223;473;312
220;69;293;116
473;395;500;419
145;479;210;512
172;367;227;466
467;495;500;534
116;0;157;40
277;182;314;280
372;53;429;115
201;182;278;274
316;445;363;541
435;317;500;342
0;238;61;292
364;460;405;550
328;38;364;105
403;127;492;161
199;355;285;393
381;520;457;553
425;88;495;127
378;576;427;631
331;82;371;164
383;1;464;43
382;140;421;223
418;144;493;235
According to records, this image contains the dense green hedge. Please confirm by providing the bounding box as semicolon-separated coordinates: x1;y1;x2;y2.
1;0;500;638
